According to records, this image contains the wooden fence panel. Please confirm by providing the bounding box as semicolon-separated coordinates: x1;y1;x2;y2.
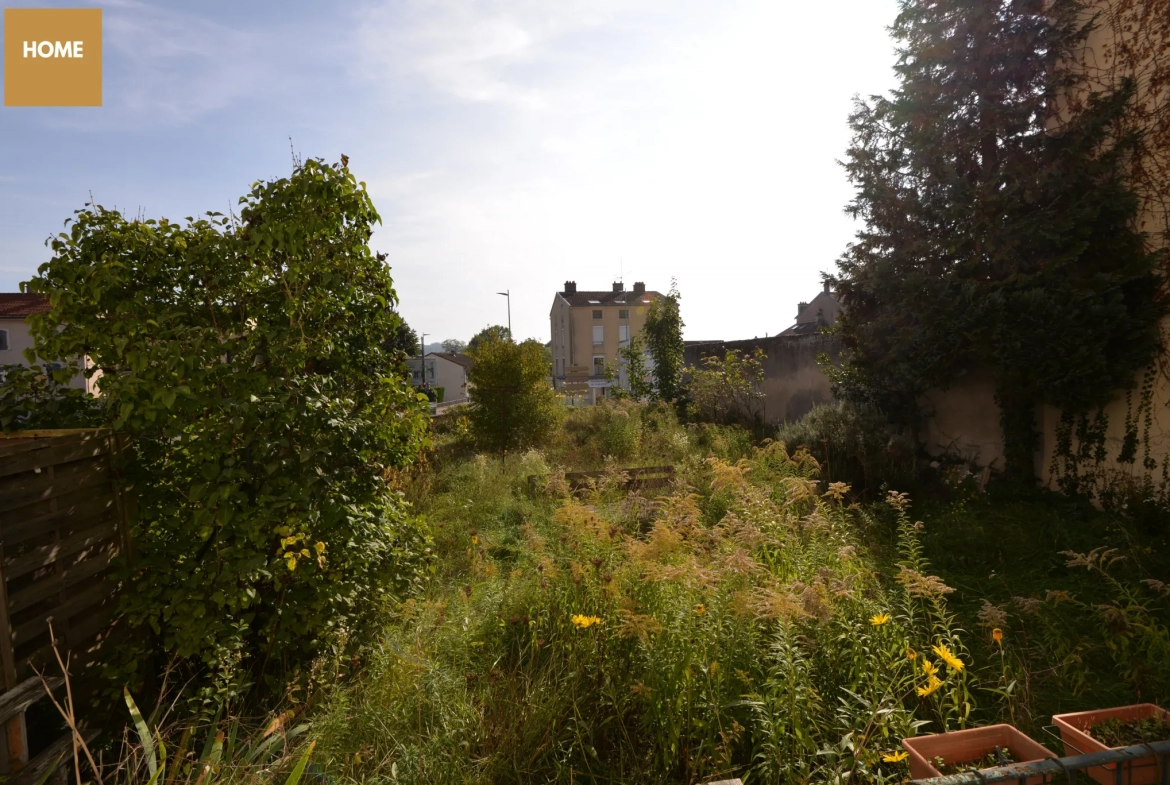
0;429;132;775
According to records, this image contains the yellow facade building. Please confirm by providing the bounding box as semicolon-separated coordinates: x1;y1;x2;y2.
549;281;661;403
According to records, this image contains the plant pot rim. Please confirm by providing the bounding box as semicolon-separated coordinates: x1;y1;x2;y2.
902;723;1055;780
1053;703;1170;755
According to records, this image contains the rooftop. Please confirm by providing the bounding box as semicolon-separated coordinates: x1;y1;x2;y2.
0;293;51;320
558;289;661;308
427;351;474;368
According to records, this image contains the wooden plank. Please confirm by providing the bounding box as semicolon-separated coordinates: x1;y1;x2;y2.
0;440;110;480
0;429;111;440
8;729;98;785
0;676;62;725
8;549;118;615
12;578;117;647
0;500;117;548
0;466;114;517
3;520;119;581
0;544;15;692
0;456;111;500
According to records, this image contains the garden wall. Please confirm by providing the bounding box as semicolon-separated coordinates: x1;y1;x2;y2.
684;333;842;425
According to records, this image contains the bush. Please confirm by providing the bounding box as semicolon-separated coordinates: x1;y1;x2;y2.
466;337;560;453
775;401;915;495
24;157;431;708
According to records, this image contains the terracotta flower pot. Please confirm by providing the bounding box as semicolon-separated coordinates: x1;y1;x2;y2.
901;724;1055;784
1053;703;1170;785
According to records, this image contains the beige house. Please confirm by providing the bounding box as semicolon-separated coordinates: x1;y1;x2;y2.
427;352;473;403
0;293;95;393
549;281;661;403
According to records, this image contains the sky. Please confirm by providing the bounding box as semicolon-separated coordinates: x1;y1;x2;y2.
0;0;902;345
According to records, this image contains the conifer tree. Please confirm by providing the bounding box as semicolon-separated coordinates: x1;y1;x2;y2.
831;0;1165;482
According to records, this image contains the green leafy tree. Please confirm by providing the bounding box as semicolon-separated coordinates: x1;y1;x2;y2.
466;335;559;453
618;334;654;400
24;157;431;704
469;325;512;353
385;317;420;357
831;0;1165;482
441;338;467;354
643;280;685;402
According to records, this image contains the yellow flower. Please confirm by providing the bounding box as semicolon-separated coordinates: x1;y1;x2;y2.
921;659;938;677
932;643;965;672
870;613;891;626
916;675;943;697
992;628;1003;646
906;648;918;661
883;750;909;763
571;614;601;629
694;604;706;616
471;536;479;546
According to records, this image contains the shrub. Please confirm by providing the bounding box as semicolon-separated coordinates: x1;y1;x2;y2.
684;348;767;431
24;157;431;707
775;401;916;495
466;337;560;453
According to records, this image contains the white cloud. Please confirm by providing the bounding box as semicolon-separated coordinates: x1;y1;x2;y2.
344;0;901;342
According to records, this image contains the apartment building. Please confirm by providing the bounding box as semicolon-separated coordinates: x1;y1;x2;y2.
549;280;661;403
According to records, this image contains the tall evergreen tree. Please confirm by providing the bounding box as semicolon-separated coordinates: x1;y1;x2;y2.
831;0;1165;482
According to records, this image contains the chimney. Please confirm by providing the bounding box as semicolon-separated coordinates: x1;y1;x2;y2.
564;280;577;295
613;281;624;292
823;280;831;294
633;281;645;294
797;301;809;319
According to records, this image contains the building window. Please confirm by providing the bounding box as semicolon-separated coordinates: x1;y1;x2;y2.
593;355;606;375
592;309;602;319
618;309;628;319
592;325;604;344
618;325;629;342
0;330;7;351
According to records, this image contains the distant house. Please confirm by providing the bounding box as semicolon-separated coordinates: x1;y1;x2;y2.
0;293;96;393
549;280;663;403
778;282;842;336
405;352;473;403
427;352;473;403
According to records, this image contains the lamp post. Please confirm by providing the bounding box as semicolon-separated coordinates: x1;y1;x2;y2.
418;332;428;385
496;290;511;338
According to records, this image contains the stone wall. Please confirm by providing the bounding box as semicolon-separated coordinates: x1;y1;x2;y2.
684;333;841;425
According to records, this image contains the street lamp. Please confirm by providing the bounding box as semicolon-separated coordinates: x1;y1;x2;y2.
418;332;428;384
496;290;511;338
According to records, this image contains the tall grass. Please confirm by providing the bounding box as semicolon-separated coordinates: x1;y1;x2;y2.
310;432;972;783
82;402;1169;784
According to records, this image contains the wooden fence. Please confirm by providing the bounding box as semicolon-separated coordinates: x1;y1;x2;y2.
0;429;133;780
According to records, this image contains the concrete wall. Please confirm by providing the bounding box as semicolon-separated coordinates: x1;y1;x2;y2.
921;362;1170;492
920;0;1170;490
684;333;842;425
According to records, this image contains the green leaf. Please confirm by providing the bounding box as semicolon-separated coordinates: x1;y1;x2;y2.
283;740;316;785
124;687;157;777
